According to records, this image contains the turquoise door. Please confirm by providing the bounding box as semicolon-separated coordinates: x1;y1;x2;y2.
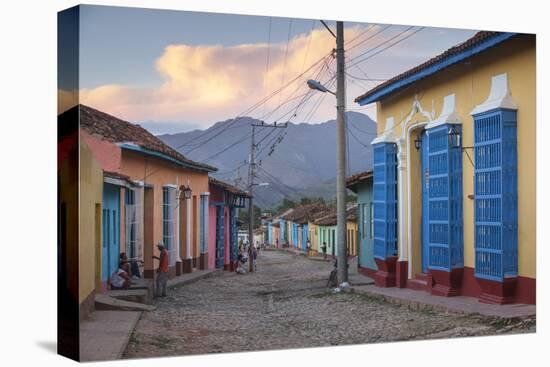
421;131;430;273
102;183;120;282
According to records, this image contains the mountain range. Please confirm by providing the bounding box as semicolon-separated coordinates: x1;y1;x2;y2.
158;111;377;208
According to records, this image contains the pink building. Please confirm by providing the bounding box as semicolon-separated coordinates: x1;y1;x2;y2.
206;178;250;271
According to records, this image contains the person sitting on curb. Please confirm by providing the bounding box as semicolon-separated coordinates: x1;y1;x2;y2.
110;263;131;289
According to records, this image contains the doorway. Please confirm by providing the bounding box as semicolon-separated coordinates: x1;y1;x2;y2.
420;130;429;274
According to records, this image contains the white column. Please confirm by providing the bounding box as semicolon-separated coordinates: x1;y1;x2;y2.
202;192;210;254
396;137;408;265
186;196;191;259
175;178;181;262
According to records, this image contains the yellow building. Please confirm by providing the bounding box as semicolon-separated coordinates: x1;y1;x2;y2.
354;32;535;304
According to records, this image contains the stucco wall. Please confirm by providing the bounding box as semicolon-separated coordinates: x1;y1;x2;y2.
118;149;210;273
78;138;103;303
373;35;535;279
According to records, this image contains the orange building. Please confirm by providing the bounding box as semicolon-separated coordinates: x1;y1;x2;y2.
76;104;217;286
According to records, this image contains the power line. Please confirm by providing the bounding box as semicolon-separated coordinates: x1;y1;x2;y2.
346;24;392;52
199;132;253;163
176;53;331;154
278;18;293;107
348;26;425;68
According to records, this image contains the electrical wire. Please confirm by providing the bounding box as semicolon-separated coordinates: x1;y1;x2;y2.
348;26;425;68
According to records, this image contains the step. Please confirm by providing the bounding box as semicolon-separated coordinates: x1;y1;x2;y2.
407;278;429;292
95;293;156;312
107;289;150;305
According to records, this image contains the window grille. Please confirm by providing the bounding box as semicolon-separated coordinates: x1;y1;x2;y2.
474;109;518;281
427;125;463;271
230;207;238;262
162;186;177;267
125;188;143;262
372;143;398;259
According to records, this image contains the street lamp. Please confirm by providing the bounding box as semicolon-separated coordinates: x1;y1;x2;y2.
305;21;348;286
414;136;422;151
307;79;336;95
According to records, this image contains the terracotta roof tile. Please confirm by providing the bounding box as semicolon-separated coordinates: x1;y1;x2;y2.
74;104;217;172
209;177;251;198
354;31;514;104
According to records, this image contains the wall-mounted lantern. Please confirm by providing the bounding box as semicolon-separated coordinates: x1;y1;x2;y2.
179;185;192;200
448;126;461;149
414;136;422;151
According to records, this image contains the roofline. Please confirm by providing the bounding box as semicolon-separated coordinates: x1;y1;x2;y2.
355;32;517;106
119;143;217;173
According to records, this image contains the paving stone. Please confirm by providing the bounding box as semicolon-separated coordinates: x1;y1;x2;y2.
123;251;535;359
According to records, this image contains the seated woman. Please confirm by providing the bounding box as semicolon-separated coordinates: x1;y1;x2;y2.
110;263;131;289
119;252;144;279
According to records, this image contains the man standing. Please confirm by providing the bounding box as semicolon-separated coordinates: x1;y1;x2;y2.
153;242;169;297
321;242;328;261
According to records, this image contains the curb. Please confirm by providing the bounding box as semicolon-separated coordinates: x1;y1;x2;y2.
351;287;536;322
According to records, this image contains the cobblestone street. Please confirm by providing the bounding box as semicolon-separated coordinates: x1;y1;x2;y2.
124;250;534;359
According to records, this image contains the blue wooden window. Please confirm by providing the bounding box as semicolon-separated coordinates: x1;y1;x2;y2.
473;109;518;281
373;143;398;259
215;205;225;269
230;207;238;263
427;125;463;271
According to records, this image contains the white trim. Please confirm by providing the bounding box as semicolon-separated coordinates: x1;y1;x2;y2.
163;183;178;189
405;120;429;278
397;95;433;278
426;94;462;129
201;192;211;196
185;197;192;259
103;176;131;188
371;117;396;144
470;73;518;115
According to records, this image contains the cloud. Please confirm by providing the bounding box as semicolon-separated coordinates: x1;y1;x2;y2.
67;25;392;129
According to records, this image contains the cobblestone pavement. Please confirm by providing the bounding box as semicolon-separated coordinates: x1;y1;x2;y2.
124;250;535;359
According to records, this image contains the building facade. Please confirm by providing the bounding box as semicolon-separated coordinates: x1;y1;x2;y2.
355;32;535;304
346;171;376;276
207;178;249;271
77;104;217;287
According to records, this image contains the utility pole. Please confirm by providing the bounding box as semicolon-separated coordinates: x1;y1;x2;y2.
247;121;287;272
335;21;348;284
247;125;257;273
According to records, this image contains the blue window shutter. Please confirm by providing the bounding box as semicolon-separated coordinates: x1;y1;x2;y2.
372;142;398;259
427;125;463;272
216;206;225;269
474;109;518;281
230;207;238;262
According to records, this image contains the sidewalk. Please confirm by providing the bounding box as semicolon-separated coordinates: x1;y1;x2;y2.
80;310;141;362
350;273;535;320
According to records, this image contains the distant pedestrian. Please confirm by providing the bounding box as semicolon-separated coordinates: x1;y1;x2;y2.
152;242;169;297
252;246;258;271
276;238;279;248
321;242;328;260
306;238;311;256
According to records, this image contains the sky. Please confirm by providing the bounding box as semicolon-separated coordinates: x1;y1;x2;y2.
58;5;478;134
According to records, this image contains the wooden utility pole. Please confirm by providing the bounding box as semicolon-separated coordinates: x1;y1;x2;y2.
247;122;287;272
335;21;348;284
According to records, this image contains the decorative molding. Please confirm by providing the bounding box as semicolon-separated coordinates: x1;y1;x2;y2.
371;117;397;144
471;73;518;115
427;94;462;129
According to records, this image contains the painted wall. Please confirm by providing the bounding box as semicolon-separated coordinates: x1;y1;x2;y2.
356;180;376;270
78;138;103;303
373;35;535;279
208;204;217;269
308;223;319;252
